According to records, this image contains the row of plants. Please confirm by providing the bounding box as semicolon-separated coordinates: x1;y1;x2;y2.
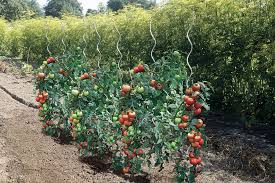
35;50;212;182
1;0;274;126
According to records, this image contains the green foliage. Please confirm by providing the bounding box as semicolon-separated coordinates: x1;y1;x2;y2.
0;0;274;125
107;0;155;11
0;0;42;20
44;0;83;17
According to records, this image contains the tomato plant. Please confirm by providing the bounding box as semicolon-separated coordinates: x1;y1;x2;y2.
35;50;212;182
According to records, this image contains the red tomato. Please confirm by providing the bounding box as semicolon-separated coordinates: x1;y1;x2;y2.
185;88;193;95
128;117;135;122
47;57;55;63
191;142;200;148
92;73;97;77
186;97;195;105
128;111;136;118
187;133;195;139
192;83;201;91
35;97;40;102
119;117;124;125
133;67;139;73
181;115;189;122
194;108;202;115
199;138;204;145
69;117;73;122
124;121;132;126
189;152;195;158
122;114;129;120
40;99;46;104
124;150;130;156
150;80;157;87
137;148;144;155
190;158;197;165
122;85;131;93
59;69;65;74
137;64;145;72
123;131;128;136
194;103;203;109
196;119;204;128
83;141;88;147
37;73;45;79
196;157;202;164
183;95;189;102
178;123;188;129
194;135;202;142
122;167;130;174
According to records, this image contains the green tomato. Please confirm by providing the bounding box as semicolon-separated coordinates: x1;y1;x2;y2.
129;131;134;136
43;61;48;65
111;62;117;67
175;118;182;124
83;91;89;96
137;130;141;134
112;81;117;85
99;88;104;93
173;51;181;57
72;114;78;119
76;123;81;128
137;86;145;94
166;95;172;101
175;74;181;80
160;108;165;112
128;126;134;132
49;73;55;79
112;117;118;122
93;85;99;91
77;127;81;132
171;142;177;148
42;104;47;108
130;69;135;75
72;89;79;96
83;126;87;131
77;111;83;117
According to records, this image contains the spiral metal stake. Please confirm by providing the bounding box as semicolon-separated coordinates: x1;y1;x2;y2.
26;46;31;65
113;19;123;70
82;19;88;61
149;18;156;63
45;20;51;56
185;11;195;88
60;21;66;55
93;22;101;69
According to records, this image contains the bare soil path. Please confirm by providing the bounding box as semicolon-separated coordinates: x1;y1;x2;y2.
0;71;271;183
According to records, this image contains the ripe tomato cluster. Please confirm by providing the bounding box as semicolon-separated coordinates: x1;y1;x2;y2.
35;91;48;105
133;64;145;73
183;83;203;116
189;152;202;166
149;79;164;90
35;51;212;182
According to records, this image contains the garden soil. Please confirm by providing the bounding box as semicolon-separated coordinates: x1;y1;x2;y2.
0;71;269;183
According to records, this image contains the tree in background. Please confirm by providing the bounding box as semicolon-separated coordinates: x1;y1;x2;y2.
107;0;124;11
107;0;156;11
86;9;97;16
0;0;42;20
44;0;83;18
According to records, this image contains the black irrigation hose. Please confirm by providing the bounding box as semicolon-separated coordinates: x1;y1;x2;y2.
0;85;37;109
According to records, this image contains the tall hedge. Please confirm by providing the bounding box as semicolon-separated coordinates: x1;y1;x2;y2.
1;0;274;125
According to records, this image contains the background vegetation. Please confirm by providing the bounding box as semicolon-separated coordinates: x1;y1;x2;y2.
0;0;274;127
